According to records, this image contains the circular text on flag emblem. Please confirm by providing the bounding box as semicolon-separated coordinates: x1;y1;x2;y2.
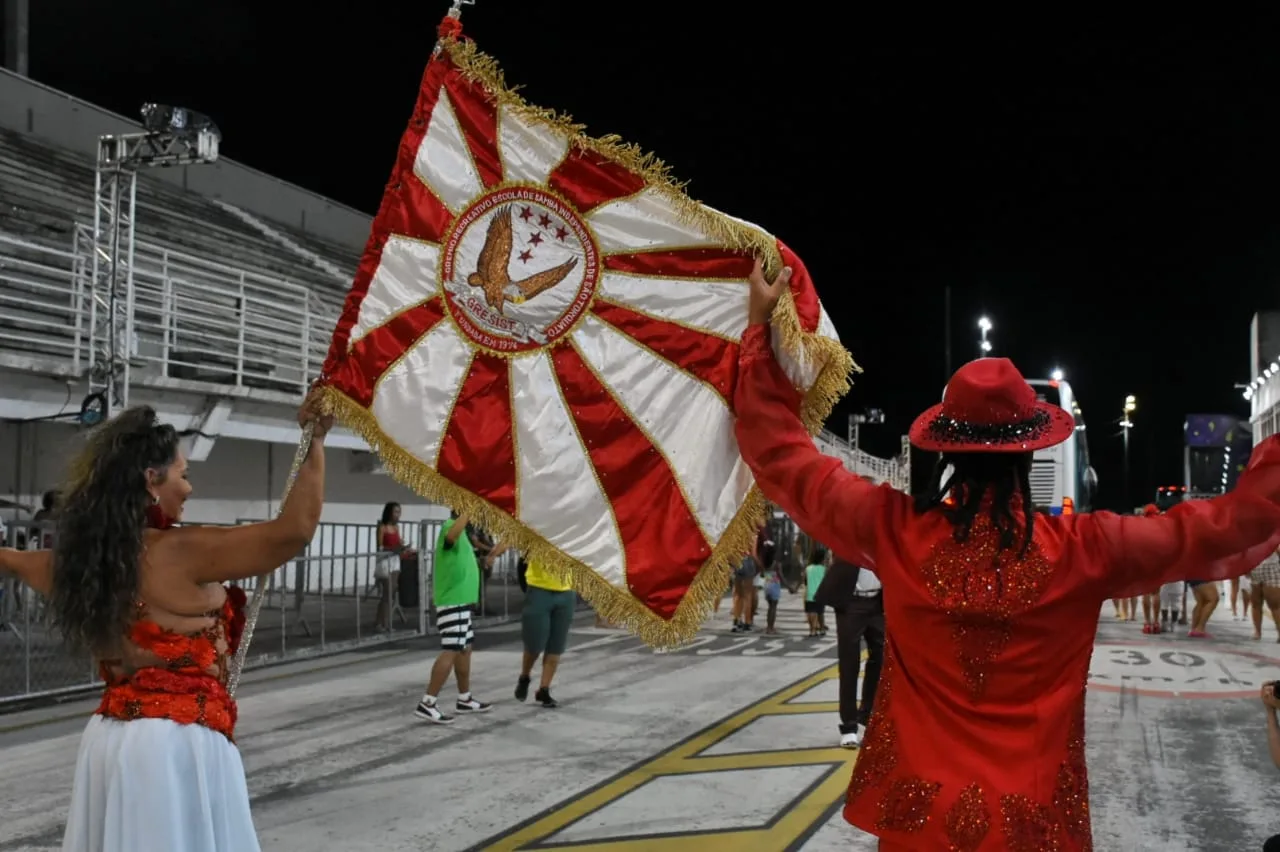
441;185;601;354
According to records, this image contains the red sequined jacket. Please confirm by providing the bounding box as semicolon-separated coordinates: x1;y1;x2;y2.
96;585;247;742
734;323;1280;851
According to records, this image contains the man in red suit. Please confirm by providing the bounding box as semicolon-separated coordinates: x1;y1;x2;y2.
734;259;1280;851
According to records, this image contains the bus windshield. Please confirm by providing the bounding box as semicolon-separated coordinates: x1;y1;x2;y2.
1032;383;1062;408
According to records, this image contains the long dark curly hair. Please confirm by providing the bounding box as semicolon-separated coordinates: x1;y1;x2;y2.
915;451;1036;558
49;406;180;654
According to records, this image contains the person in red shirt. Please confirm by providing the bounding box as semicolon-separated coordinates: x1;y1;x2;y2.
735;259;1280;851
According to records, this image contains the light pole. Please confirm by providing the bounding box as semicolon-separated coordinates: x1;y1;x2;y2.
978;316;993;357
848;408;885;452
1121;395;1136;508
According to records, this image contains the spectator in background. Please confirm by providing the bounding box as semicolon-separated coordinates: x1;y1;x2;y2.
1263;681;1280;851
413;509;491;724
488;543;574;708
33;490;59;548
1187;579;1220;638
471;526;494;615
731;543;760;633
804;544;828;637
758;538;781;634
818;554;885;749
747;528;770;627
374;502;415;631
1250;549;1280;642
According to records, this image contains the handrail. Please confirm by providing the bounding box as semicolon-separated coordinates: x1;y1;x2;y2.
0;226;340;395
815;429;911;492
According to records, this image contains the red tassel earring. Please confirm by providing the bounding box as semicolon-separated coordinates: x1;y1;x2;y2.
145;496;174;530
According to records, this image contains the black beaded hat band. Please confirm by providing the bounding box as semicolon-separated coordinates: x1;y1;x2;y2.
923;409;1053;447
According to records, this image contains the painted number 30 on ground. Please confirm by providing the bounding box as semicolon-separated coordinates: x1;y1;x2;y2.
1087;642;1275;699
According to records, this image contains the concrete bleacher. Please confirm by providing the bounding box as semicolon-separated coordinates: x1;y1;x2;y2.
0;127;359;393
0;126;358;299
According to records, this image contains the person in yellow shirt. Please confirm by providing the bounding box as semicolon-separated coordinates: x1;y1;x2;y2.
486;546;574;708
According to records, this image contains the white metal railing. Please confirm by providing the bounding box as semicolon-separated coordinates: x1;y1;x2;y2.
815;429;911;492
0;227;338;395
0;231;80;360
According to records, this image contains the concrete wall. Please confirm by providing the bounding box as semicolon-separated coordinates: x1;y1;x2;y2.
1250;310;1280;382
0;67;372;249
0;419;447;529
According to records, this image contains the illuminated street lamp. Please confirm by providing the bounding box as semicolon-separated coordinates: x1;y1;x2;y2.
978;316;993;357
1051;368;1065;382
1121;395;1137;508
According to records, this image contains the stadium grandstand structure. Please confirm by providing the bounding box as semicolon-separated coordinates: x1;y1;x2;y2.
0;125;357;398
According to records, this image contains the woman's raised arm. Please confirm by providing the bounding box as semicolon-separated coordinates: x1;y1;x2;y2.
165;393;332;584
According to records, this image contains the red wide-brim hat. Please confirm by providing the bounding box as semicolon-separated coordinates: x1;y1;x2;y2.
908;357;1076;454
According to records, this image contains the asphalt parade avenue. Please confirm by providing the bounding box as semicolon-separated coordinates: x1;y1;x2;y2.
1;593;1278;851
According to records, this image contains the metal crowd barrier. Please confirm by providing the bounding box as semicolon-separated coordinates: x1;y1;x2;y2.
0;517;539;706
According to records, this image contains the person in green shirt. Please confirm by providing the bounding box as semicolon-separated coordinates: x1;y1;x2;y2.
413;509;491;724
804;544;829;637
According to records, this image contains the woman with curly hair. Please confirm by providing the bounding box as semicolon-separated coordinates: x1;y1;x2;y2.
0;393;331;852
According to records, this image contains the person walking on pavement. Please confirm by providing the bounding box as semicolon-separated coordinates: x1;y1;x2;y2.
817;555;885;749
414;509;492;724
485;542;575;708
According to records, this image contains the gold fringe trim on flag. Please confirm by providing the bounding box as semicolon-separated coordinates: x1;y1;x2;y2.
321;385;768;648
773;289;861;433
442;36;856;434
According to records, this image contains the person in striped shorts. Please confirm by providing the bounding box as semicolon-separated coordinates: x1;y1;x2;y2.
414;509;492;724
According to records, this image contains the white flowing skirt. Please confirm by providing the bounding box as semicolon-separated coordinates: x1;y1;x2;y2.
62;715;260;852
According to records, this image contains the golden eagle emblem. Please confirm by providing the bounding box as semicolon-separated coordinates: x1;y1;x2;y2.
467;206;578;314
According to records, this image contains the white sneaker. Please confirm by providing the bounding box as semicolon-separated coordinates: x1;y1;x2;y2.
413;700;454;724
839;723;865;749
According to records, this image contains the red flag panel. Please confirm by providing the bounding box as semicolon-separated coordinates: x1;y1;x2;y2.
603;248;754;279
591;299;738;406
327;298;446;407
443;72;503;189
551;342;710;619
436;353;518;517
548;145;647;215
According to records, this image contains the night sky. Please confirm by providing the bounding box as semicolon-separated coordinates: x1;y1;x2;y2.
25;5;1280;509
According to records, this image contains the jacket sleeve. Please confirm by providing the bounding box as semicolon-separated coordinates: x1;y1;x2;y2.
733;323;902;570
1076;436;1280;599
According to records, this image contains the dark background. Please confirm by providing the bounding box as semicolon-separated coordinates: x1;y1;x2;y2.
21;5;1280;509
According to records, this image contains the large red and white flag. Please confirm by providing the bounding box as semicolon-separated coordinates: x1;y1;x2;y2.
320;17;853;645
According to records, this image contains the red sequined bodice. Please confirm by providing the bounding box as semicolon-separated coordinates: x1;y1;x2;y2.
95;585;247;741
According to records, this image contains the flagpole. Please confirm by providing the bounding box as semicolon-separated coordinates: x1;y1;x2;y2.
225;422;313;695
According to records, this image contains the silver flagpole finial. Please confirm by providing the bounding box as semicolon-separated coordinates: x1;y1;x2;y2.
434;0;474;56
